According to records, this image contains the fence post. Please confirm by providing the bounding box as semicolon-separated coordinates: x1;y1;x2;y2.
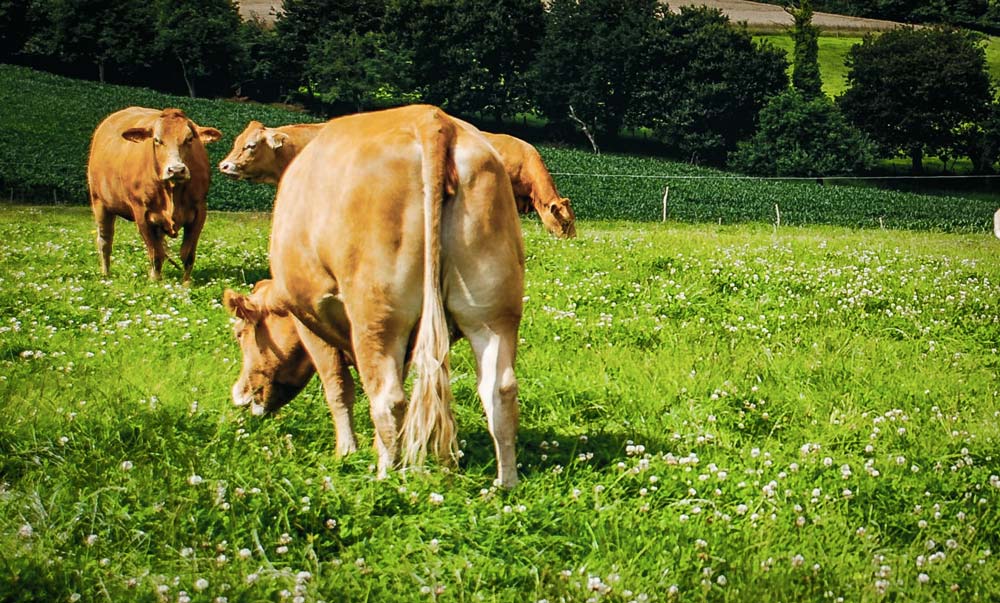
774;203;781;230
661;185;670;223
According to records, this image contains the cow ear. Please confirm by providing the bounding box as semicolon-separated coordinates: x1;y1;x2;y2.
122;127;153;143
223;289;263;324
265;131;289;149
197;127;223;144
254;281;290;317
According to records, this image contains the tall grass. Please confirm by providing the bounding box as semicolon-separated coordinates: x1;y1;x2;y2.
3;205;1000;601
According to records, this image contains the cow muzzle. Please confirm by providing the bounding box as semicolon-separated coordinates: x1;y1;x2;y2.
219;160;241;179
163;163;190;182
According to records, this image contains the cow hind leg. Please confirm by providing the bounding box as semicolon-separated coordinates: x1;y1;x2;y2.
463;321;521;489
352;329;408;478
92;203;115;277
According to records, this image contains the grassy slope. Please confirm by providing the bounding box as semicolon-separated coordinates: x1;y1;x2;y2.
759;34;1000;99
2;206;1000;601
1;64;995;232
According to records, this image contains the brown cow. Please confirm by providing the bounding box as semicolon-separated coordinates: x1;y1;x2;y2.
218;121;325;184
482;132;577;238
87;107;222;282
223;105;525;487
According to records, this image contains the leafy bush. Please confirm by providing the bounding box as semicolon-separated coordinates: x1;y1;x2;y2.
729;89;876;177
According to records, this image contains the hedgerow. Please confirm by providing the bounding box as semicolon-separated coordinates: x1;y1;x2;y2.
1;64;995;231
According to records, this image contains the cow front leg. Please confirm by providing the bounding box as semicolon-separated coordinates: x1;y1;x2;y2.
179;207;206;285
296;326;358;457
135;215;166;281
91;203;115;278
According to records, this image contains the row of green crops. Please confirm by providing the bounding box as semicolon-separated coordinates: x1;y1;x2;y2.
1;63;997;231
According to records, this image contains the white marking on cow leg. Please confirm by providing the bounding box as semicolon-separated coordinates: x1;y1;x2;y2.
468;327;520;488
327;359;358;457
368;378;406;479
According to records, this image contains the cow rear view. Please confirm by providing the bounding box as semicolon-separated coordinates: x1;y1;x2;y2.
224;105;525;487
87;107;222;283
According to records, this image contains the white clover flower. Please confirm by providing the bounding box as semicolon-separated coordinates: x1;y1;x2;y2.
85;534;98;547
791;554;805;568
188;474;203;486
120;460;133;471
194;578;209;592
238;548;252;559
18;524;32;539
429;492;444;504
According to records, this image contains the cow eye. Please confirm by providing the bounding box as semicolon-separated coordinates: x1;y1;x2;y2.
245;142;256;151
153;138;164;146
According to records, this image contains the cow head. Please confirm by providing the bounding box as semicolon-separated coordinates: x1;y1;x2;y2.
540;196;577;238
223;281;314;416
218;121;289;184
122;108;222;184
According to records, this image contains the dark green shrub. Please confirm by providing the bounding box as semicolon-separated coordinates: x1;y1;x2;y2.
730;89;876;177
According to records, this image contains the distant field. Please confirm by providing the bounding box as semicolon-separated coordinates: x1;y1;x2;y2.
758;34;1000;98
1;64;994;233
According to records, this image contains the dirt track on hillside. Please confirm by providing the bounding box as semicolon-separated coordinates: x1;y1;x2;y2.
237;0;904;33
673;0;903;33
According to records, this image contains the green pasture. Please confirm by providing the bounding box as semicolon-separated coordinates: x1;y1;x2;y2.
3;206;1000;601
757;34;1000;99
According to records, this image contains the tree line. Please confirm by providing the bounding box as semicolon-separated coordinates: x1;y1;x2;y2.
1;0;999;176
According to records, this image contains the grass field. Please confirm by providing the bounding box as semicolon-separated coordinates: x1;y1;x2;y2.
3;205;1000;602
758;34;1000;99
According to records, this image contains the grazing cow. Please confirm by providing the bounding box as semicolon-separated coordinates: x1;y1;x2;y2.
224;105;525;487
87;107;222;282
218;121;325;185
481;132;577;238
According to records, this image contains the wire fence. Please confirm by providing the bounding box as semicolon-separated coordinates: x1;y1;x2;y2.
3;161;999;232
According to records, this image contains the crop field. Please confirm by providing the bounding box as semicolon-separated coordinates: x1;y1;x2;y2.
3;204;1000;602
2;64;997;234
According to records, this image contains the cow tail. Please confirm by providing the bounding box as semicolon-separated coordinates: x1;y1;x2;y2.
400;109;460;468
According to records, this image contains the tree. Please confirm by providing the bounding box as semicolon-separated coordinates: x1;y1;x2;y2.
786;0;823;99
273;0;385;102
530;0;661;146
23;0;155;82
234;16;283;101
630;6;788;164
730;89;877;176
154;0;243;98
0;0;31;61
382;0;543;120
958;95;1000;174
837;27;992;173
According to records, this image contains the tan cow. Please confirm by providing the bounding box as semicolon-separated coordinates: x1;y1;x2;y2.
87;107;222;282
482;132;577;238
218;121;325;184
224;105;525;487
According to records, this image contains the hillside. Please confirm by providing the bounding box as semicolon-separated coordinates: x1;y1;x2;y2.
0;65;993;232
237;0;905;32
